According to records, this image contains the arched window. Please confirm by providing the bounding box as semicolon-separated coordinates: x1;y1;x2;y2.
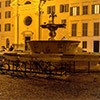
25;1;31;4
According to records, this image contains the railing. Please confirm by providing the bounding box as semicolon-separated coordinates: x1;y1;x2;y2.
0;53;100;78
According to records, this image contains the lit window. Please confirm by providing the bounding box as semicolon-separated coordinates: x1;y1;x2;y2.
5;11;11;18
47;6;55;14
5;23;11;31
73;7;77;15
95;5;99;14
92;4;100;14
5;0;11;7
70;7;80;16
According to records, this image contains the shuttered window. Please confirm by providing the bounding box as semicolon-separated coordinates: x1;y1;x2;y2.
82;23;88;36
83;6;88;15
72;24;77;36
47;6;55;14
92;5;100;14
60;4;69;13
70;7;80;16
5;23;11;31
94;22;99;36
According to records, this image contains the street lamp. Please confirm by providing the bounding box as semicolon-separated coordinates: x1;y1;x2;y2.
17;0;19;48
38;0;46;40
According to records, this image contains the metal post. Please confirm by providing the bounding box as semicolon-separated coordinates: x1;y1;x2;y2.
38;1;41;40
88;61;90;73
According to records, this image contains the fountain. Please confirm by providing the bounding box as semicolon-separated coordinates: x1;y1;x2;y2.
3;12;100;77
28;11;80;54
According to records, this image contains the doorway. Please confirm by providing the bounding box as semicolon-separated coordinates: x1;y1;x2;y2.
25;36;30;50
93;41;99;52
6;38;10;48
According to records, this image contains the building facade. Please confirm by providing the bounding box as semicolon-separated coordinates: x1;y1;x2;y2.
41;0;100;53
68;0;100;53
0;0;14;49
0;0;100;52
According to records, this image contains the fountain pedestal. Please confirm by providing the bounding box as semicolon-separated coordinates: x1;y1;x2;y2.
40;11;66;40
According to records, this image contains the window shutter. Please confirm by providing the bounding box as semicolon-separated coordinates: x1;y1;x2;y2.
70;7;73;16
77;7;80;15
92;5;95;14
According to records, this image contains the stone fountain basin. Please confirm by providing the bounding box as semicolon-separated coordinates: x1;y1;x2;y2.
28;40;80;54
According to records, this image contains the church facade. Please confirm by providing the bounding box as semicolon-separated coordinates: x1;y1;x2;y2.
0;0;100;52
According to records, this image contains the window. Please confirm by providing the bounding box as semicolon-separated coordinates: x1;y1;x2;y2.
60;5;64;13
25;1;31;4
94;22;99;36
0;13;1;19
82;41;87;48
6;38;10;48
72;24;77;36
70;7;80;16
24;16;32;26
82;23;88;36
60;4;69;13
5;0;11;7
83;6;88;15
0;2;1;8
92;4;100;14
94;41;99;52
0;24;1;32
65;4;69;12
61;19;66;24
47;6;55;14
5;11;11;18
5;23;11;31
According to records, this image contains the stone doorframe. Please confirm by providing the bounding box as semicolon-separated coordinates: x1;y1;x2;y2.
22;30;34;40
21;30;34;50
